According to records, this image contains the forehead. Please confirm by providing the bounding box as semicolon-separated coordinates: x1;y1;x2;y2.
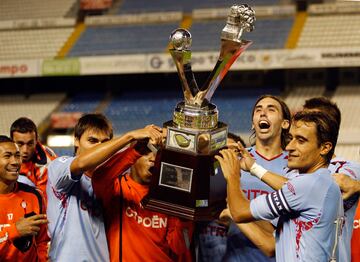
0;142;18;153
290;120;317;137
255;97;282;109
80;128;111;140
12;131;36;141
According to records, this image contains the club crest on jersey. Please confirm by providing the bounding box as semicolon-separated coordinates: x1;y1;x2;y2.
21;200;27;209
286;182;296;195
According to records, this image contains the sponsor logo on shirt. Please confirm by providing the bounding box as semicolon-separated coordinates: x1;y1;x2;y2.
354;218;360;229
242;189;269;199
125;207;167;228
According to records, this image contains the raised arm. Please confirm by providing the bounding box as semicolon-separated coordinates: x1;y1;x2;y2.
237;142;288;190
70;125;163;177
215;149;254;223
220;208;275;257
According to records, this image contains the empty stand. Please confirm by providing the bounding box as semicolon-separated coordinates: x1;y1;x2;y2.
0;93;65;135
297;14;360;48
103;87;281;135
60;93;104;113
0;0;76;20
284;85;325;113
116;0;279;14
190;18;294;51
0;28;74;60
335;145;360;162
104;91;179;134
68;23;179;56
213;87;282;134
332;85;360;135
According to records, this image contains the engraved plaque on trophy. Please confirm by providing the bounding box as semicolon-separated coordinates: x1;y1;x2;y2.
142;4;255;221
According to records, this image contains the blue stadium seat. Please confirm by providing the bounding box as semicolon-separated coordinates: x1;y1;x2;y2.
117;0;279;14
61;93;103;113
104;91;179;134
191;18;294;51
69;23;179;56
103;87;281;134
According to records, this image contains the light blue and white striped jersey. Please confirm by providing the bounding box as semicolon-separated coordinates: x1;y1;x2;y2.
329;156;360;262
46;156;109;262
251;168;343;262
224;146;288;262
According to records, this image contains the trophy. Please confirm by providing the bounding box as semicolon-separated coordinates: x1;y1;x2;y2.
142;4;255;221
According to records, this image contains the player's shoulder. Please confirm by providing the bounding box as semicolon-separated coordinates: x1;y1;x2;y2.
17;182;44;205
330;156;360;167
48;156;75;175
330;156;360;178
289;168;330;187
51;155;74;164
43;145;57;158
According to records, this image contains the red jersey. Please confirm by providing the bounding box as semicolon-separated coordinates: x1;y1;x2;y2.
0;182;49;262
92;147;193;262
352;204;360;262
19;142;57;198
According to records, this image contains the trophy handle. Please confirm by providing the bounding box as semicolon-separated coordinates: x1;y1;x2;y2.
169;4;255;108
195;39;252;107
170;50;199;105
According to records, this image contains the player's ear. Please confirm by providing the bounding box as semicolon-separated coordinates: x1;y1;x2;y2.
320;142;332;157
281;119;290;130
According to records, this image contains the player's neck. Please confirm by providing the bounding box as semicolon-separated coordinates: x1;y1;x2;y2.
301;160;328;174
255;138;282;159
0;180;16;194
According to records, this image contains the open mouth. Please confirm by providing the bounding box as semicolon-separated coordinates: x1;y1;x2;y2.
258;120;270;129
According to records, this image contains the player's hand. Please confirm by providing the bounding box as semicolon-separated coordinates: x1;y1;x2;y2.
219;208;233;222
131;125;163;146
332;173;359;200
215;148;241;181
237;142;255;172
15;214;48;237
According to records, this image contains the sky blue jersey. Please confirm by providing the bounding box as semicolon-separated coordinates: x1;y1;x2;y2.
224;146;288;262
251;168;343;262
46;156;109;262
329;156;360;262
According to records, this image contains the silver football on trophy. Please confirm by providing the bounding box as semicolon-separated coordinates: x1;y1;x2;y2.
169;28;192;51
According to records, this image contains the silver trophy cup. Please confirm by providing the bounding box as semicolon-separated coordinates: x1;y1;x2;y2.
143;4;255;221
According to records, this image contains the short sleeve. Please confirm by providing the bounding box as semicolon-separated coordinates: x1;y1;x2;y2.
338;162;360;181
47;156;79;192
250;177;308;221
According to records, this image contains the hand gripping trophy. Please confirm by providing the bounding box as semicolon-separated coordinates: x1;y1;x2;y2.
142;4;255;221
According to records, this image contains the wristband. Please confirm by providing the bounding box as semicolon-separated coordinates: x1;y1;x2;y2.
250;162;268;180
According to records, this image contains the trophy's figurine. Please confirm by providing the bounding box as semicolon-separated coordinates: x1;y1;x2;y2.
142;4;255;221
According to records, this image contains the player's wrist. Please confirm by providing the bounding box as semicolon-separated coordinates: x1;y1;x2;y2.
250;162;268;180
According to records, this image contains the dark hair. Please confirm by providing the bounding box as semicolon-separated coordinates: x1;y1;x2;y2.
250;95;291;149
227;132;246;147
74;113;113;140
0;135;13;144
10;117;38;139
303;97;341;128
74;113;113;154
292;111;339;163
